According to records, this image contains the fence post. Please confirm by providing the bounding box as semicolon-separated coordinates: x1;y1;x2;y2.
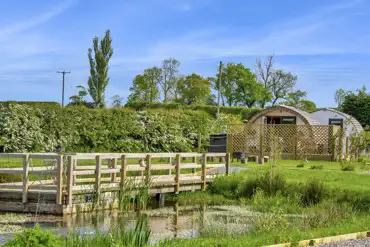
225;153;230;175
175;154;181;194
201;153;207;191
146;154;151;184
259;124;264;164
345;136;349;158
22;154;30;204
73;158;77;186
111;158;117;183
56;155;63;205
67;156;74;206
95;155;102;200
120;155;127;188
294;125;298;160
168;157;172;175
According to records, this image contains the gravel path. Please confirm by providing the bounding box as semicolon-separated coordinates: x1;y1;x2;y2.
206;166;247;175
318;238;370;247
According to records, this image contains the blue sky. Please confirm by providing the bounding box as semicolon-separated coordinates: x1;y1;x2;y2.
1;0;370;107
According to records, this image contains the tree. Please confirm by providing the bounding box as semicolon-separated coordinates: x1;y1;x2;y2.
69;85;88;105
206;94;217;106
297;100;317;112
111;95;123;108
281;90;316;112
270;70;297;105
283;90;307;106
159;58;180;102
177;74;211;105
342;86;370;127
256;55;274;108
234;68;265;107
87;30;113;108
127;67;161;104
213;63;266;107
334;88;347;109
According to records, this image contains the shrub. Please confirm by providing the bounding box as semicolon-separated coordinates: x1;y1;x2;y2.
310;164;324;170
340;162;356;171
296;163;305;168
125;102;261;120
0;105;241;153
256;171;287;197
301;179;326;206
4;224;60;247
208;174;243;199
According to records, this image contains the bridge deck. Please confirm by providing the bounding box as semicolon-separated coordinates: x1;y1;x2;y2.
0;152;230;215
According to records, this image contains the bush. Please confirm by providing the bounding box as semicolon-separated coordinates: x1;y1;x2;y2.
296;163;305;168
208;174;243;199
301;179;326;206
0;105;241;153
125;102;261;121
4;224;60;247
340;162;356;171
256;171;287;197
310;164;324;170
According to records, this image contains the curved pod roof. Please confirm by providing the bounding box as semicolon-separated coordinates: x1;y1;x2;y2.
312;108;364;132
248;105;321;125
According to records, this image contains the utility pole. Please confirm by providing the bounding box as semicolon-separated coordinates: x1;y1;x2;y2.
217;61;223;118
56;70;70;107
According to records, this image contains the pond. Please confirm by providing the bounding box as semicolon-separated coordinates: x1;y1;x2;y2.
0;201;258;244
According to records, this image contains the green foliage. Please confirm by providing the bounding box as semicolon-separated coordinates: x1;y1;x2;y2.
127;67;161;104
208;174;243;199
176;73;211;105
69;85;89;106
340;162;356;171
301;179;326;206
0;101;60;108
296;163;305;168
87;29;113;108
341;85;370;127
125;101;261;120
310;164;324;170
4;224;60;247
0;104;240;152
212;62;267;107
256;170;287;197
282;90;317;112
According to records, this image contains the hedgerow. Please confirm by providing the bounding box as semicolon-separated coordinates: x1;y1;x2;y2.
0;104;241;153
125;102;261;120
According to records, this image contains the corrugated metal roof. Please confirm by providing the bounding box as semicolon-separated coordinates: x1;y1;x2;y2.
313;108;364;132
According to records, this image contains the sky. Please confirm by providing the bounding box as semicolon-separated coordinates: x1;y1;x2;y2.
1;0;370;107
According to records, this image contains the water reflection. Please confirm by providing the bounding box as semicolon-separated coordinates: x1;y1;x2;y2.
0;204;255;243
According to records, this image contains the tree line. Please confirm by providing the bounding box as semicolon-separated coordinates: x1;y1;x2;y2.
69;29;317;112
68;29;370;128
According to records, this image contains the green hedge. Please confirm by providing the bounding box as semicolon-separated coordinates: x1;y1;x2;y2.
0;105;241;153
0;101;60;108
125;102;261;120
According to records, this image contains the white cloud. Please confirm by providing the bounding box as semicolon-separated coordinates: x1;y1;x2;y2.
0;0;76;39
112;0;369;66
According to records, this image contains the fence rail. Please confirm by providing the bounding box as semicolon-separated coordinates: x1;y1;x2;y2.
0;152;230;215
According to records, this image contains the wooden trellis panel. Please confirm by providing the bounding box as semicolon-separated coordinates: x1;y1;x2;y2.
227;124;341;160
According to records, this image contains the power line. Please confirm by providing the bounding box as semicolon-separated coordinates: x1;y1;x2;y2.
56;70;70;107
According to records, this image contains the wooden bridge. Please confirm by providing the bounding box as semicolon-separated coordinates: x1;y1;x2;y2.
0;152;230;215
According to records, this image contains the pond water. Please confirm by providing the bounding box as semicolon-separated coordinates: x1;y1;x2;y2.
0;202;257;244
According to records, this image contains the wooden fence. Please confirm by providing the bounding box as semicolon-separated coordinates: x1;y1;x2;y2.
0;152;230;215
227;124;343;161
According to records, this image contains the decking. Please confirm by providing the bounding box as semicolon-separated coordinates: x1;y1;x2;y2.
0;152;230;215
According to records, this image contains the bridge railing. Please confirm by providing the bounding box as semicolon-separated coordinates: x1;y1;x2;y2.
0;152;230;213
